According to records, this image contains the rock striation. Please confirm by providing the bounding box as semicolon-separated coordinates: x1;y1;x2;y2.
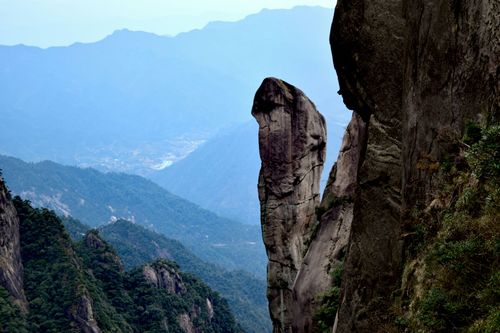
0;177;27;311
331;0;499;331
292;112;368;332
252;77;326;332
143;262;187;295
331;0;405;330
70;294;102;333
256;1;498;332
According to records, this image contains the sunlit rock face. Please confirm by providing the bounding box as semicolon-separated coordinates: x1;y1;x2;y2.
252;77;326;332
0;178;27;311
70;293;102;333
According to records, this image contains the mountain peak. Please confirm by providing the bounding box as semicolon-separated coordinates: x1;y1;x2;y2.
100;28;165;45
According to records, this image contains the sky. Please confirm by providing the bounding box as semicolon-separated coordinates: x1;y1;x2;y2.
0;0;335;47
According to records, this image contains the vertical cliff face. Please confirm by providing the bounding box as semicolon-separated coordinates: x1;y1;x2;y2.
143;263;187;294
71;294;102;333
292;112;368;332
331;0;406;330
0;178;27;311
252;77;326;332
401;0;500;205
256;1;498;332
331;0;499;330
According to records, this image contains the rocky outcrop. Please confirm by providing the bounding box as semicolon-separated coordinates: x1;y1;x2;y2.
256;1;498;332
84;231;125;272
252;77;326;332
143;262;187;295
0;178;27;311
206;298;214;320
254;99;370;333
85;231;108;250
176;299;214;333
292;112;368;332
70;294;102;333
330;0;499;331
178;313;195;333
331;1;405;331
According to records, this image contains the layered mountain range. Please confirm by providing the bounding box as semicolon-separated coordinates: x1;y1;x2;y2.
0;6;348;227
0;155;266;278
70;219;271;333
0;6;347;176
0;155;271;332
1;2;497;332
0;178;243;332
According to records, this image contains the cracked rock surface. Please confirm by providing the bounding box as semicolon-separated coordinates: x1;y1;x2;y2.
0;178;27;311
252;77;326;332
255;1;498;332
331;0;499;331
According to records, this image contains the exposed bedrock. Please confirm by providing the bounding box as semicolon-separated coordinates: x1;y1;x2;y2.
331;0;499;331
252;0;500;332
331;0;405;331
70;293;102;333
255;1;498;331
292;112;368;332
402;0;500;205
252;77;326;332
0;179;27;311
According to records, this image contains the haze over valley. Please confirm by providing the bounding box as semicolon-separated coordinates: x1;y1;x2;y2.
0;6;348;224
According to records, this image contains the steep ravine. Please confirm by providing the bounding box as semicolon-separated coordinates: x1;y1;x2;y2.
255;1;499;332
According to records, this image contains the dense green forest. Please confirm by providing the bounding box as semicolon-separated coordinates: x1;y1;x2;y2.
0;155;266;278
0;286;28;332
0;198;242;332
65;219;271;333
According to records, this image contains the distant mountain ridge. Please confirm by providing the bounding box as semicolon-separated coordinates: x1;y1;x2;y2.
0;6;348;176
0;154;267;278
0;190;242;332
151;118;345;225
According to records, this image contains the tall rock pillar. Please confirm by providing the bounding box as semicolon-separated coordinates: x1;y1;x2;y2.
252;77;326;332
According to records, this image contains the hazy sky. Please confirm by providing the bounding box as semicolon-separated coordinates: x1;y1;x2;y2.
0;0;335;47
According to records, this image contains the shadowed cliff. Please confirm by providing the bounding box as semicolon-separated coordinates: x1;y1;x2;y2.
255;0;499;332
0;176;27;312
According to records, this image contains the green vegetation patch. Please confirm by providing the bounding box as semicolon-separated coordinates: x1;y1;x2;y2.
314;262;343;332
0;286;28;333
10;198;242;333
398;123;500;332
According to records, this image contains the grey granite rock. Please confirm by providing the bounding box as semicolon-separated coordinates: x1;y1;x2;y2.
252;77;326;332
292;112;368;332
0;179;27;311
143;264;186;295
331;0;499;331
